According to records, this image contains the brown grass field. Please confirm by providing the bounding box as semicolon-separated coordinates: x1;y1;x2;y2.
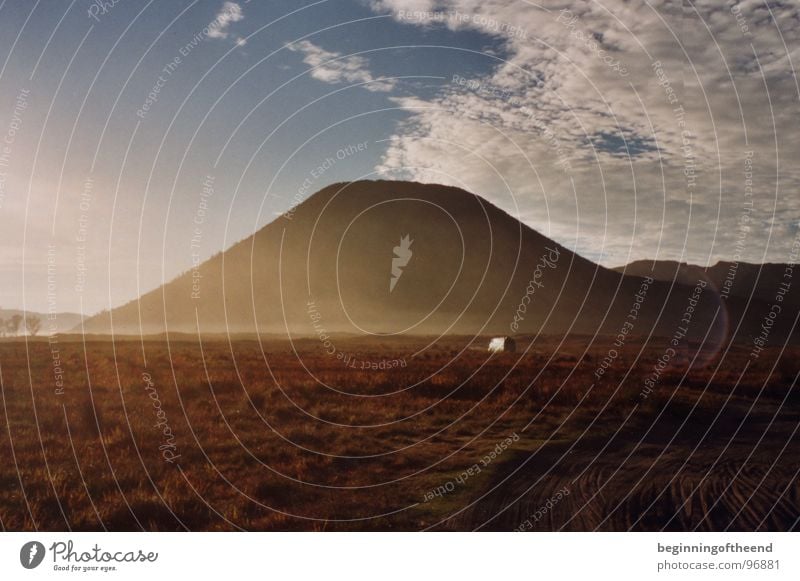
0;335;798;531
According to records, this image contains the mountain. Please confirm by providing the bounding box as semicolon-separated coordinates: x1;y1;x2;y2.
614;260;800;309
81;181;795;346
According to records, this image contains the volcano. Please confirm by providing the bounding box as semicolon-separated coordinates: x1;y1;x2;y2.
81;180;795;346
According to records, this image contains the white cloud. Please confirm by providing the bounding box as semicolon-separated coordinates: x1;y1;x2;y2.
371;0;437;14
288;40;397;92
207;1;244;40
369;0;800;267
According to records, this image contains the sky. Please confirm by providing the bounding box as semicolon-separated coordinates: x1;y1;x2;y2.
0;0;797;315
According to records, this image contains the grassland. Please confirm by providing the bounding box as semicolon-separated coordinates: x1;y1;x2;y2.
0;334;797;530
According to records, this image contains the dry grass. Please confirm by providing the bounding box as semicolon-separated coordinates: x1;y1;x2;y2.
0;335;797;530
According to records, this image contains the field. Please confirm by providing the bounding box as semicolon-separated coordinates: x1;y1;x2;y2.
0;334;798;531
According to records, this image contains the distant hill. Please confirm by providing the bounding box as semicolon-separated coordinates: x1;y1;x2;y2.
0;308;84;336
613;260;800;309
81;180;796;346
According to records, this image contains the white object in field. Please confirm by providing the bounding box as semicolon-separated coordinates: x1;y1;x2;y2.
488;337;516;353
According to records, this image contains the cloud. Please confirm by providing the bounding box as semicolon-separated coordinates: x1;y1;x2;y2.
371;0;437;13
369;0;800;267
288;40;397;92
207;1;244;40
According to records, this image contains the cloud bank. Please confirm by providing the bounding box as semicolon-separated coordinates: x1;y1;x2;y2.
369;0;800;267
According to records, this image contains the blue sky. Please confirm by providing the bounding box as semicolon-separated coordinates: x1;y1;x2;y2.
0;0;798;314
